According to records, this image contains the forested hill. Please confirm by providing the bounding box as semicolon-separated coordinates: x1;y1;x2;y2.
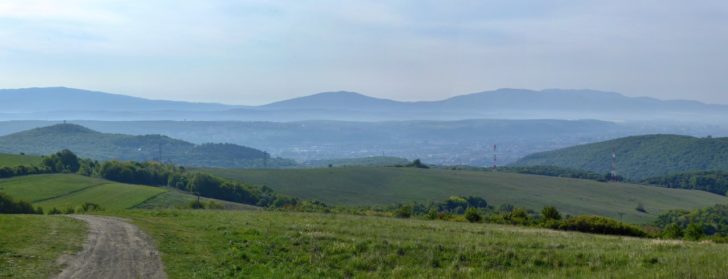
513;134;728;180
0;124;294;168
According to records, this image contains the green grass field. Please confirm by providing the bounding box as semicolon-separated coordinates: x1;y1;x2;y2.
0;153;41;168
34;182;167;211
205;167;728;223
0;174;256;211
0;174;108;203
0;215;86;278
120;209;728;278
134;189;260;211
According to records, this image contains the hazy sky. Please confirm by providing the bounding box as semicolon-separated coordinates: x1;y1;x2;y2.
1;1;727;105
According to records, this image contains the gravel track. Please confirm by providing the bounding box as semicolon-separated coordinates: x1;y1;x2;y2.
55;215;166;279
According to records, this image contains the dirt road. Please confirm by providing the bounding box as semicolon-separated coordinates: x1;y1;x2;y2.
55;215;167;279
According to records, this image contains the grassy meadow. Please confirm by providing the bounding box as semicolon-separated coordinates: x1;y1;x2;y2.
0;174;109;203
0;215;86;279
204;167;728;223
0;174;256;211
119;209;728;279
134;189;260;211
33;182;166;211
0;153;41;168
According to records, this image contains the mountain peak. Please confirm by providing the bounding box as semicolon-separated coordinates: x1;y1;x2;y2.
261;90;403;110
30;123;99;135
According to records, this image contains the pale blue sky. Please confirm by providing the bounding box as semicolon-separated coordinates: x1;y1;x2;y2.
1;0;727;105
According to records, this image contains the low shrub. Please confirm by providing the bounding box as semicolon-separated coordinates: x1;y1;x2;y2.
548;215;647;237
394;205;412;218
0;192;39;214
464;207;482;223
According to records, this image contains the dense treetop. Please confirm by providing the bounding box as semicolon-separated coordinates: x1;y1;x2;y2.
0;124;294;168
514;134;728;180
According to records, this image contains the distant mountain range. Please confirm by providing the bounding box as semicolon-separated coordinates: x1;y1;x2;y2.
1;87;727;122
0;124;294;168
513;134;728;180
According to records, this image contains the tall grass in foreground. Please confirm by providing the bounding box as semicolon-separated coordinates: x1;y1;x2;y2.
0;215;86;279
122;210;728;278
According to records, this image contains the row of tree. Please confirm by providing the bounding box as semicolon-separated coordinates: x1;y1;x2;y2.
36;150;298;208
642;171;728;196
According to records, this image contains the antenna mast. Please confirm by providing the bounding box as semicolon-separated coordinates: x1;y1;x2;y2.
610;147;617;181
493;144;497;170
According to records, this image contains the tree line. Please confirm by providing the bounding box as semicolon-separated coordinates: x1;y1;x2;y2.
642;171;728;196
2;150;298;209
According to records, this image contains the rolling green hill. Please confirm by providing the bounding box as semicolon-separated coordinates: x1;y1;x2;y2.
0;124;294;168
204;167;728;223
514;134;728;180
0;174;255;211
0;174;166;210
0;153;42;168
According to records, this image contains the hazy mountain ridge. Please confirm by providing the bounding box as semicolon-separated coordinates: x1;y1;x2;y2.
0;87;239;113
2;87;727;122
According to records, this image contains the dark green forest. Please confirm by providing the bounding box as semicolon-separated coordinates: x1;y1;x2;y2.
514;134;728;180
642;171;728;195
0;124;294;168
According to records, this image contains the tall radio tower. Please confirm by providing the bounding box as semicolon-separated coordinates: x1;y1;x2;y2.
493;144;498;170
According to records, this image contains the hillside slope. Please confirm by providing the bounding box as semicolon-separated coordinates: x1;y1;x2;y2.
204;167;728;223
0;124;292;168
0;174;256;210
514;134;728;179
0;153;42;168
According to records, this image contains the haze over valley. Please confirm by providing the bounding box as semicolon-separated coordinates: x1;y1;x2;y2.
3;1;728;278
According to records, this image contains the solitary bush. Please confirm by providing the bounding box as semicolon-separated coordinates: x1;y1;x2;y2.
395;205;412;218
0;192;38;214
48;208;62;215
207;201;224;209
426;208;438;220
64;207;76;214
189;200;205;209
541;206;562;221
464;207;482;223
635;203;647;213
548;215;647;237
80;202;102;212
684;223;704;241
662;223;683;239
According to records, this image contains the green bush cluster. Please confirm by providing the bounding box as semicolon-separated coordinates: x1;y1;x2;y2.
0;192;42;214
653;204;728;240
547;215;647;237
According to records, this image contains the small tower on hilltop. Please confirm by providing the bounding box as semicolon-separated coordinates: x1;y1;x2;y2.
610;147;617;181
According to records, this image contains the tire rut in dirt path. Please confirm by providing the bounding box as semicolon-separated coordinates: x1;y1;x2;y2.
55;215;167;279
